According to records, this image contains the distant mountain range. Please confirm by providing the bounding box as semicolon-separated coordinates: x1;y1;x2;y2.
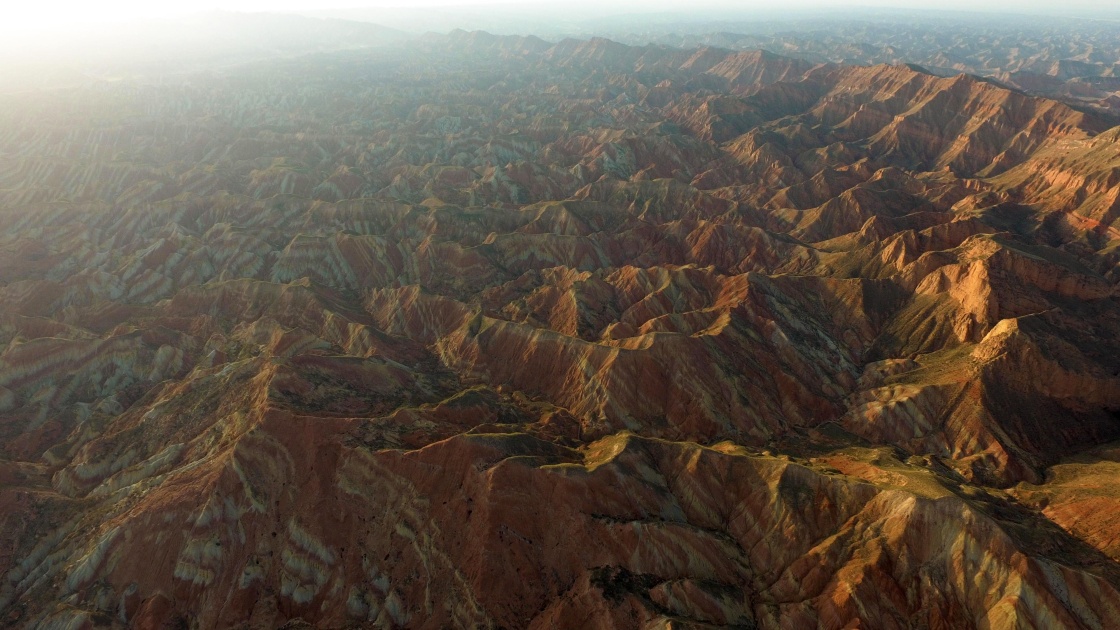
5;8;1120;114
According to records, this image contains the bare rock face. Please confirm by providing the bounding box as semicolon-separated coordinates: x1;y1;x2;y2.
1;29;1120;630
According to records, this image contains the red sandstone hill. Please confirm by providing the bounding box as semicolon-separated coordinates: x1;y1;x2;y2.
0;29;1119;630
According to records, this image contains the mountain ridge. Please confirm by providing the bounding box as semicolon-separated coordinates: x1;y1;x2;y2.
0;28;1119;629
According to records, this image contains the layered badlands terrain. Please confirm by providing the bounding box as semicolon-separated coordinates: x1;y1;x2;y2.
1;30;1119;629
637;15;1120;114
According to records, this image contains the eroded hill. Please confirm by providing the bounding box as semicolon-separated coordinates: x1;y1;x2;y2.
1;31;1119;629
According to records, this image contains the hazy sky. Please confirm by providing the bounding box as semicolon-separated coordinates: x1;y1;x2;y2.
3;0;1115;34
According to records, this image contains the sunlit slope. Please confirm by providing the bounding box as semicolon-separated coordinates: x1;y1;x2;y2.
0;32;1118;629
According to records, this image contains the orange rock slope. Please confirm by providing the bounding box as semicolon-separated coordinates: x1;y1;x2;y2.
1;31;1119;629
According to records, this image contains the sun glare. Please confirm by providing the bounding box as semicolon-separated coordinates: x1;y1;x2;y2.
0;0;1111;47
1;3;186;36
